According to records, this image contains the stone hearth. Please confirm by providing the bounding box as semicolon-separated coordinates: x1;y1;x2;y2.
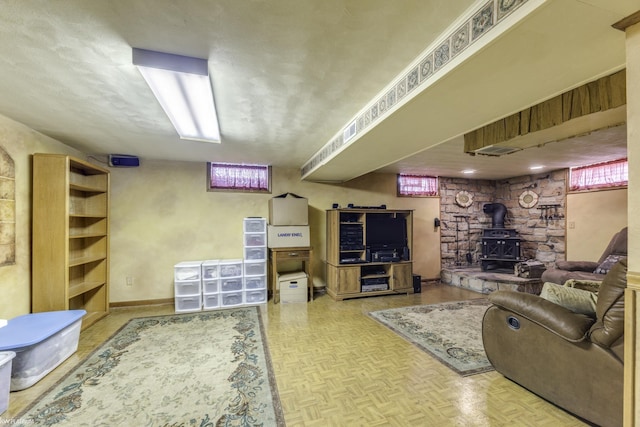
441;267;543;295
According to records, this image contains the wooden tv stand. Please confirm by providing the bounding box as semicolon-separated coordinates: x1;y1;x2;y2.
325;208;413;301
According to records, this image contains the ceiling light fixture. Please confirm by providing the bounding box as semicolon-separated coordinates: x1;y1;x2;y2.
132;48;221;143
530;165;544;170
462;169;476;174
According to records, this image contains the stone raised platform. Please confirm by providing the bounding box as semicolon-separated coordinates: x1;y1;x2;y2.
440;267;543;295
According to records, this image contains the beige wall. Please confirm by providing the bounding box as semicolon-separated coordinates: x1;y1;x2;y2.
0;114;82;320
566;188;628;261
109;163;442;303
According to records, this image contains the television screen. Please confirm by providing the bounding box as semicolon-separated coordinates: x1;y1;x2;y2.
366;215;407;250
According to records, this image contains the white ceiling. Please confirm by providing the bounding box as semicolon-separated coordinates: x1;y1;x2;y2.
0;0;636;181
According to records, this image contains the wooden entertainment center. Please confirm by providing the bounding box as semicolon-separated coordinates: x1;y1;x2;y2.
325;208;413;300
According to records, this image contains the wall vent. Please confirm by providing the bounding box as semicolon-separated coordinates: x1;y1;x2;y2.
343;120;357;143
473;145;521;156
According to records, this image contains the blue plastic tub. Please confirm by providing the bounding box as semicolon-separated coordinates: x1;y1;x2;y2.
0;310;85;391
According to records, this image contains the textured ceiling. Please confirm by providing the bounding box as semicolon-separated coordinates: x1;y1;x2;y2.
0;0;636;181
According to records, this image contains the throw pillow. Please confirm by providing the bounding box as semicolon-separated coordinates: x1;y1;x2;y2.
539;282;598;316
593;254;626;275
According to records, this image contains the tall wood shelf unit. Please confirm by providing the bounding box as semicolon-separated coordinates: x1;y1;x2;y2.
32;154;110;330
326;208;413;301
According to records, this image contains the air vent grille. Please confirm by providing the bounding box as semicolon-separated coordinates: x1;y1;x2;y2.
473;145;521;156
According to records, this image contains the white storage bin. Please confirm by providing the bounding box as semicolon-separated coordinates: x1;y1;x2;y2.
219;259;243;278
244;217;267;233
244;275;267;290
174;261;202;281
244;289;267;304
244;246;267;261
0;352;15;414
201;260;219;279
244;260;266;277
174;280;201;296
202;279;219;294
279;271;308;303
221;277;243;292
244;233;266;247
221;291;244;307
203;293;220;310
175;295;202;313
0;310;85;391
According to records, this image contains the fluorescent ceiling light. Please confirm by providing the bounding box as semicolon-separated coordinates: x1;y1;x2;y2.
133;48;221;143
462;169;476;174
530;165;544;170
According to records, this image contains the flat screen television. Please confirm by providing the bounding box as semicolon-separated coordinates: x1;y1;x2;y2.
366;215;407;250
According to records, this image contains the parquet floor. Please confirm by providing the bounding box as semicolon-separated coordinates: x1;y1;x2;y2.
2;283;587;426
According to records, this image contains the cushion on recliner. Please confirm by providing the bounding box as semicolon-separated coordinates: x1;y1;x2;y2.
594;253;626;274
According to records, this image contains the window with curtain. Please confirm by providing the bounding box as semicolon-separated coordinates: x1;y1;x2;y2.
397;174;439;197
569;158;628;191
207;162;271;193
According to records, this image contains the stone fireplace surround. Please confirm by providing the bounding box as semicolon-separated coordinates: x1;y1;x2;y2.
439;170;566;270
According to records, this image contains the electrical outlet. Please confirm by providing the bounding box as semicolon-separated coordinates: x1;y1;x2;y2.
126;276;134;287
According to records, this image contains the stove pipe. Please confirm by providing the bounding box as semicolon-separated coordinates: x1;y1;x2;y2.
483;203;507;228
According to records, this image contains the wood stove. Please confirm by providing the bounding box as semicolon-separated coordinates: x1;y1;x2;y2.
481;228;522;271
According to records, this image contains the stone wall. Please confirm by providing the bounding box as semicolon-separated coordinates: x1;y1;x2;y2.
439;170;567;268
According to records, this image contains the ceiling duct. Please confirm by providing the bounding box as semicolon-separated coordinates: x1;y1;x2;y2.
472;145;521;156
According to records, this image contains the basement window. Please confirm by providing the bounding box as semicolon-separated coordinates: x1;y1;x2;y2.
397;174;439;197
569;158;628;192
207;162;271;193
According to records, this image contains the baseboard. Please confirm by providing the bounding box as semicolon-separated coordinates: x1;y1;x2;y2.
110;298;174;308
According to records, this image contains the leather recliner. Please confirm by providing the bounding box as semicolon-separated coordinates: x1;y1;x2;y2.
541;227;627;285
482;258;626;427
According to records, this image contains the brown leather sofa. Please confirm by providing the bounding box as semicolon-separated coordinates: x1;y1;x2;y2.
482;258;626;427
540;227;627;285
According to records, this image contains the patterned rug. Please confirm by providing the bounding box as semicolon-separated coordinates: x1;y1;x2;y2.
369;299;493;376
15;307;285;426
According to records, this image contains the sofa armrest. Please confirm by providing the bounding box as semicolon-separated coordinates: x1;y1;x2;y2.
555;260;599;272
488;291;595;342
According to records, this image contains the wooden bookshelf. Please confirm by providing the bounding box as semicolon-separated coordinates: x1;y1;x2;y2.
32;154;110;330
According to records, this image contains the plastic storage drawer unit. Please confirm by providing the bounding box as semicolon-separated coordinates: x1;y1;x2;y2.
203;293;220;310
174;279;201;296
202;279;219;294
0;351;15;414
244;260;266;277
244;289;267;305
201;260;219;280
244;275;267;290
244;218;267;233
175;295;202;313
174;261;202;281
244;246;267;261
0;310;85;391
221;291;243;307
219;260;243;278
244;233;266;247
220;277;243;292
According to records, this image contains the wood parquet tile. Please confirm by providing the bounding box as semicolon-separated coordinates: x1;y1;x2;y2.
1;284;588;426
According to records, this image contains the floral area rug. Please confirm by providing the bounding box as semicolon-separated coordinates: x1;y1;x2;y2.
369;299;493;376
15;307;285;426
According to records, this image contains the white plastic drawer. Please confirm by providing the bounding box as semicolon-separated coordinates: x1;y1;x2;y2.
220;277;243;292
221;291;243;307
202;279;219;294
244;218;267;233
174;280;201;296
244;289;267;304
244;275;266;290
174;261;202;281
175;295;202;312
244;233;266;247
203;293;220;310
244;261;266;277
219;260;243;278
244;247;267;261
201;261;219;279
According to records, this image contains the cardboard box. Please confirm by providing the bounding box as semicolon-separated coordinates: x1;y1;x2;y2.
269;193;308;225
278;271;308;303
268;225;310;248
